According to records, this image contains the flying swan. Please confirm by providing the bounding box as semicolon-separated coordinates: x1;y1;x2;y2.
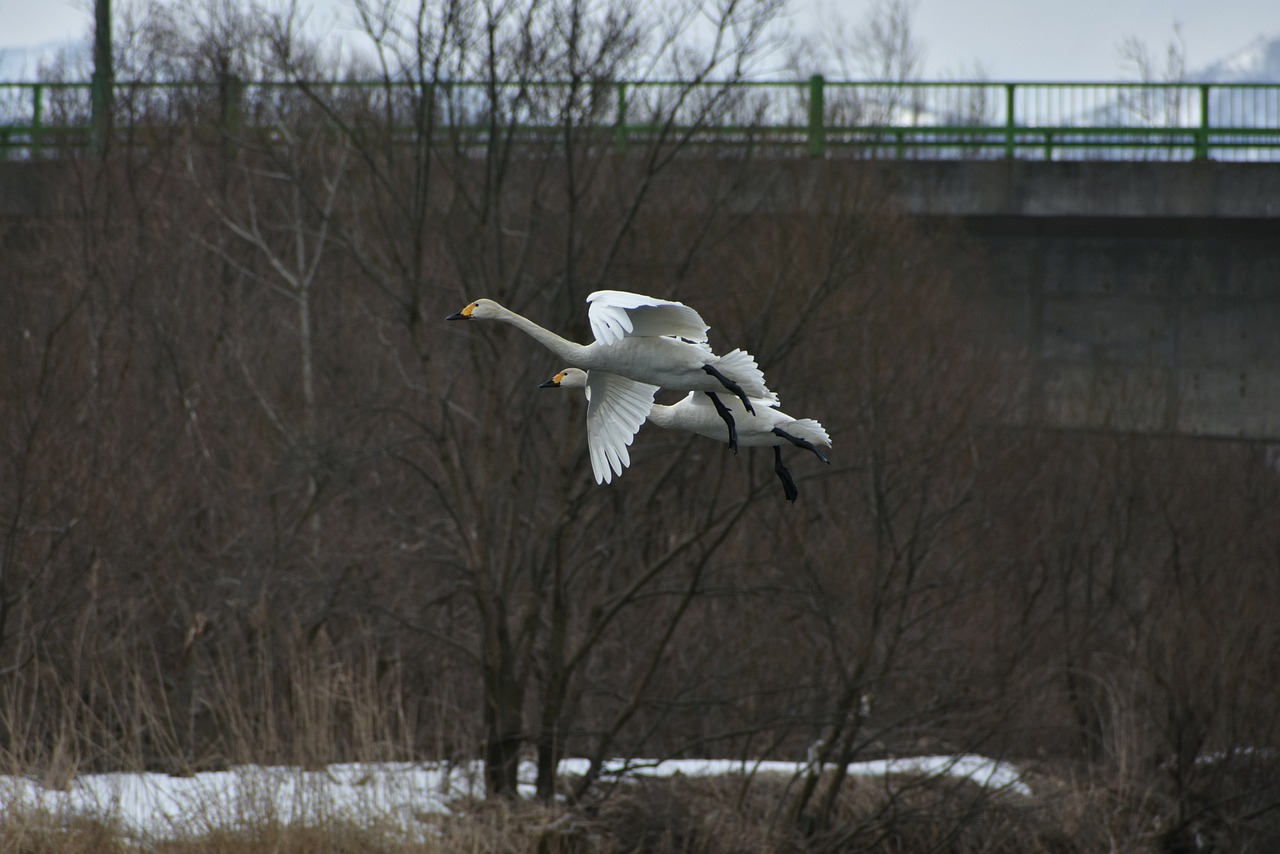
542;368;831;502
447;290;776;456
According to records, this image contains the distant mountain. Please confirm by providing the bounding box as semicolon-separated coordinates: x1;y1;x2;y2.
1190;35;1280;83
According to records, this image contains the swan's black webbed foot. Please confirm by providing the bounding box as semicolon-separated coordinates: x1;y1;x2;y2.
774;445;798;503
773;427;829;464
702;364;755;415
706;392;739;454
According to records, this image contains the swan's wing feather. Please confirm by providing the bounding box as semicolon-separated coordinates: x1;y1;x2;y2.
711;348;779;405
785;418;832;448
586;290;710;345
584;371;659;484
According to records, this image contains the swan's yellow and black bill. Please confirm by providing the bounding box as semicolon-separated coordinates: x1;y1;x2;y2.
446;303;476;321
538;372;566;389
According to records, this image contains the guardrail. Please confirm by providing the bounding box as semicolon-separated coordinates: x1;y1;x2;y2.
2;76;1278;161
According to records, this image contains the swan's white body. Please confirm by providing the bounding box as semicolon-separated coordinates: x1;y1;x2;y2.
545;368;831;500
646;391;831;450
450;290;777;484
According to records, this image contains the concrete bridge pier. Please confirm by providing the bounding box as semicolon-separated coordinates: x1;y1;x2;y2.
877;161;1280;442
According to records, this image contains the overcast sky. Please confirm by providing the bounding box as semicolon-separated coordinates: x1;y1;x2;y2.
0;0;1275;80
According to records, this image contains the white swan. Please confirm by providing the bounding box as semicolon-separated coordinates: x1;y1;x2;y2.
448;290;776;453
542;368;831;502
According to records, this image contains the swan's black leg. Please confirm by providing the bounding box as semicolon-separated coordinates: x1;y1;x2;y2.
705;392;738;454
702;364;755;415
774;445;798;503
772;427;830;464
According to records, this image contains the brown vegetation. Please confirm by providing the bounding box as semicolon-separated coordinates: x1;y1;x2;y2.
1;0;1278;850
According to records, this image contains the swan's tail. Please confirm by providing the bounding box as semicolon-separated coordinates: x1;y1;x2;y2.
714;349;779;406
786;418;831;448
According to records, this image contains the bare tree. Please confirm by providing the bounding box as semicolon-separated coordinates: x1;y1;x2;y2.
238;0;799;799
788;0;927;148
1118;22;1187;84
1117;22;1189;138
795;0;924;82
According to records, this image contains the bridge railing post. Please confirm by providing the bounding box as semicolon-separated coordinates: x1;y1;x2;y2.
614;81;627;154
90;73;113;156
90;0;113;156
1194;83;1210;161
31;84;44;159
807;74;825;158
1004;83;1016;159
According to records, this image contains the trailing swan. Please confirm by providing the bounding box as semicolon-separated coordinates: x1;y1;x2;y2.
542;368;830;502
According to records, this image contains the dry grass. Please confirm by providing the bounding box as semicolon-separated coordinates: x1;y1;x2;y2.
0;809;130;854
153;824;438;854
577;771;1109;854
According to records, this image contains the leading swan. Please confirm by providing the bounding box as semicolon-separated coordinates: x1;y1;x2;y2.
447;290;776;452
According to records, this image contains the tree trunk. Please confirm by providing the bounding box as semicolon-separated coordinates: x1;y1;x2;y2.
483;626;526;798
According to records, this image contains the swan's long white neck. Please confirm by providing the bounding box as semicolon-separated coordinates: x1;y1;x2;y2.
492;303;586;363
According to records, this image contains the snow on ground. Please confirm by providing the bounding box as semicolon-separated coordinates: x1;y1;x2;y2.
0;754;1029;842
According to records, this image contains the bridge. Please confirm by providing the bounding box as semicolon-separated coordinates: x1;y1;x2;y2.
2;77;1278;440
3;77;1280;161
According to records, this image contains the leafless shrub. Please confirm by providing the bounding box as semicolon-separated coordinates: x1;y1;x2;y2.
2;2;1278;851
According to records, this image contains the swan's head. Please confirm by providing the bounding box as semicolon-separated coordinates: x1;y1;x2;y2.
538;368;588;390
446;298;501;321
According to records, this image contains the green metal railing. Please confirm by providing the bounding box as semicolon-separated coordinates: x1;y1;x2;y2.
2;76;1278;161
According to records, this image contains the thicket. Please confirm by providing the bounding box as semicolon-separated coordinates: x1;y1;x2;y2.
1;0;1278;850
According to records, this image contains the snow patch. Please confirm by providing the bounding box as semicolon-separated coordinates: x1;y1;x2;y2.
0;754;1029;842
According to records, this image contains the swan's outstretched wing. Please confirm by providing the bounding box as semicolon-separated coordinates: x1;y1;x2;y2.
584;371;660;484
586;290;710;346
